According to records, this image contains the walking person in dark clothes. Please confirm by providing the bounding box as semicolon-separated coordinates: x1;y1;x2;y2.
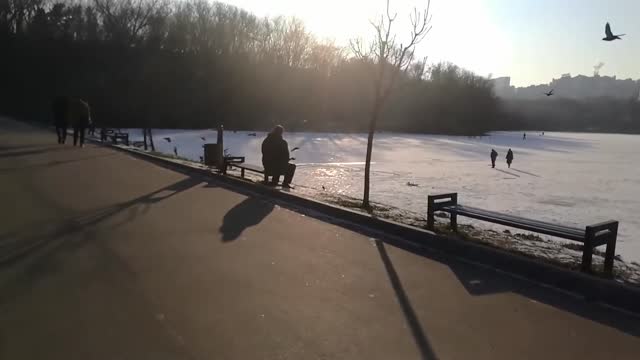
490;149;498;168
261;125;296;188
52;96;68;144
68;98;91;147
88;120;96;136
506;148;514;168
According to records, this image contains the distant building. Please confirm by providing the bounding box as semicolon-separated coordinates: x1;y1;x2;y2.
490;77;515;98
492;73;640;101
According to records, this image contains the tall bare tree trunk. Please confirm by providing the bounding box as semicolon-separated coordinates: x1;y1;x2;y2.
363;98;382;209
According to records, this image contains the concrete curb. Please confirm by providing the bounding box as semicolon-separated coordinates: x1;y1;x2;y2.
100;140;640;315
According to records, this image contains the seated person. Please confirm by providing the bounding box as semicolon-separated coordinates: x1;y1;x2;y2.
261;125;296;188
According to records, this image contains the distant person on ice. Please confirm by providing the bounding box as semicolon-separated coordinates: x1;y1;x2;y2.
52;96;68;144
523;133;526;140
490;149;498;168
261;125;296;188
506;148;514;168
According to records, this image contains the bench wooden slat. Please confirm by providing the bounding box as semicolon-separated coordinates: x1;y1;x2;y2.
232;164;264;173
442;205;585;241
442;205;584;239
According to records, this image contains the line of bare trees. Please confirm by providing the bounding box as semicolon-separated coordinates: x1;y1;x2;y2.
0;0;500;136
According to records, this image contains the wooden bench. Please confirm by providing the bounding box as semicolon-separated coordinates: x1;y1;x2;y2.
109;132;129;145
227;163;264;179
427;193;619;275
100;128;115;142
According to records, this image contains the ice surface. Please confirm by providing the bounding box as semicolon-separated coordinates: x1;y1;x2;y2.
125;129;640;263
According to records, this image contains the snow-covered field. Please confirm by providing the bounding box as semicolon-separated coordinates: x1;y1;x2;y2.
126;129;640;263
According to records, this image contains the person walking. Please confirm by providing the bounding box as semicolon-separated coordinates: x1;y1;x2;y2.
506;148;514;168
523;132;527;140
490;149;498;168
261;125;296;188
68;98;91;147
52;96;68;144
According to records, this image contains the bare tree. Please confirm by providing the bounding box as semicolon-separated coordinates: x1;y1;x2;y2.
350;0;431;209
94;0;167;46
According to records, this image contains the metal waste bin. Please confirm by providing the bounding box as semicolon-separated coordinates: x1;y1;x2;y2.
203;143;222;167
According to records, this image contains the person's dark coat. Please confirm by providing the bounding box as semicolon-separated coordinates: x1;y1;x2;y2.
67;98;91;128
52;96;68;127
490;149;498;161
262;133;289;174
506;150;514;162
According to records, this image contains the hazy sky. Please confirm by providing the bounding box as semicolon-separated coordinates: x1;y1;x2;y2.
220;0;639;86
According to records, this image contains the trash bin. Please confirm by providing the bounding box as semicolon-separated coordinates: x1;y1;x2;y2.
203;143;222;167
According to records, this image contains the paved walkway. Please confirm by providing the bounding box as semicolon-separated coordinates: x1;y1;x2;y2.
0;117;638;360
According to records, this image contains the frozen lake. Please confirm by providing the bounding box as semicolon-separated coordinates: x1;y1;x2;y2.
128;129;640;263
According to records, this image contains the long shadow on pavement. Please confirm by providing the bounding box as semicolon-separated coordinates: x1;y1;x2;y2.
219;197;275;242
0;145;73;158
247;195;640;338
380;235;640;337
0;176;205;305
0;153;117;173
375;239;438;360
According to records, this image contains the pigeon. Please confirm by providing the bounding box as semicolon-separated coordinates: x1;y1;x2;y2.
200;137;206;141
544;89;554;97
163;137;171;143
291;147;300;152
603;22;625;41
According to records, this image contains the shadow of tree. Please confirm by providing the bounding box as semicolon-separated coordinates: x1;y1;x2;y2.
375;240;439;360
0;176;206;305
0;153;117;173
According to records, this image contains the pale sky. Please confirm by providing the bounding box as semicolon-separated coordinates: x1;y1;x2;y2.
220;0;639;86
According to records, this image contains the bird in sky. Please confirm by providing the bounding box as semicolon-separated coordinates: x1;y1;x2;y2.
291;147;300;152
544;89;554;96
163;137;171;143
603;22;625;41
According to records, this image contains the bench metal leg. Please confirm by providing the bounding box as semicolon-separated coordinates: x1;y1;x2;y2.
582;226;595;273
451;213;458;232
450;193;458;231
427;196;435;230
241;168;245;178
427;193;458;231
603;222;618;277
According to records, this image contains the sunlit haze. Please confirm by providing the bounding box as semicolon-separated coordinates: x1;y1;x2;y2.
221;0;640;86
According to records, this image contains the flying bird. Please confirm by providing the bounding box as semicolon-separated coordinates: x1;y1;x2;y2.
544;89;554;96
603;22;625;41
291;147;300;152
163;137;171;143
